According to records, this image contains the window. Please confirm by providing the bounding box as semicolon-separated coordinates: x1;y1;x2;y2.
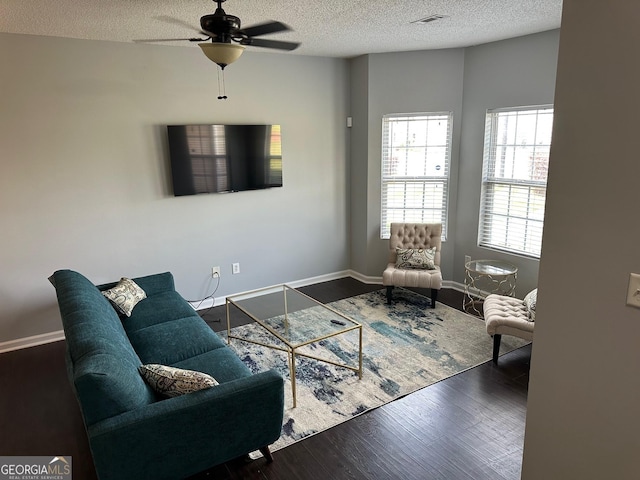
267;124;283;186
381;112;452;239
185;125;229;193
479;106;554;258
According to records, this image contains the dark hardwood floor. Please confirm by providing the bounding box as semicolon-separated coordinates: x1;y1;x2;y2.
0;279;530;480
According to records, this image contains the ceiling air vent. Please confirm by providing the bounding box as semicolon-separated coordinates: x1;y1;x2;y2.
411;14;450;25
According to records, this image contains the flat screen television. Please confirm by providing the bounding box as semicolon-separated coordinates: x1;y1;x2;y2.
167;124;283;196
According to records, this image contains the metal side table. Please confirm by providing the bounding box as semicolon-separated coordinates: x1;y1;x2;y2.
464;259;518;318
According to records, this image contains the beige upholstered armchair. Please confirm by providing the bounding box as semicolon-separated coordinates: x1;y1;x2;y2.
382;223;443;308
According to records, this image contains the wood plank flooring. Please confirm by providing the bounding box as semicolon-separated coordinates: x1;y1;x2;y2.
0;279;530;480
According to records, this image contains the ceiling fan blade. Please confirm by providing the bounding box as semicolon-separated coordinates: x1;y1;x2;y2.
133;37;209;43
240;21;291;37
240;37;300;51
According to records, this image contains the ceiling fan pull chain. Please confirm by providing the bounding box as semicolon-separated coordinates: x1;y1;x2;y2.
217;67;228;100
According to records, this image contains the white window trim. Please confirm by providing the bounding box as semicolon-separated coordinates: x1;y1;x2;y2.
380;112;453;240
478;105;553;258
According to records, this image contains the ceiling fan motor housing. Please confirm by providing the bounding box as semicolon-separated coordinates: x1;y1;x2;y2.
200;13;241;43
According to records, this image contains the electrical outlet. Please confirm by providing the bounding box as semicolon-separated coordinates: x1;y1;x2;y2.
232;263;240;275
465;255;471;266
211;266;221;278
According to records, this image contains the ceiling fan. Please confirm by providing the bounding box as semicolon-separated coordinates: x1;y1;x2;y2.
142;0;300;70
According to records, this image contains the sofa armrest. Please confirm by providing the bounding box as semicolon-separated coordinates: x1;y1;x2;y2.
86;369;284;480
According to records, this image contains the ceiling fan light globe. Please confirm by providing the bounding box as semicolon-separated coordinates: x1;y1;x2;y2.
198;43;245;68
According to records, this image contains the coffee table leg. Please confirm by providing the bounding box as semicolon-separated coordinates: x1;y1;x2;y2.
358;326;363;379
225;300;231;345
290;349;297;408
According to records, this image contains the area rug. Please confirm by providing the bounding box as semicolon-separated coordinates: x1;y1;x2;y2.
218;288;528;453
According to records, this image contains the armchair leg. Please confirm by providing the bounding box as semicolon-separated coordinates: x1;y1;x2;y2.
430;289;438;308
386;286;394;304
492;334;502;364
259;446;274;463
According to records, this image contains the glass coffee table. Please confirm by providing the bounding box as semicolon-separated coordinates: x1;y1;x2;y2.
225;285;363;407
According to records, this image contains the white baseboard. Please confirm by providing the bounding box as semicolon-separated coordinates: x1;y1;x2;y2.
287;270;354;289
0;330;65;354
448;280;466;293
190;270;357;311
2;272;469;353
348;270;382;285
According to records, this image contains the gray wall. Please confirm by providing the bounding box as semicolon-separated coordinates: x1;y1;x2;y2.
1;29;562;344
349;48;466;280
522;1;640;478
348;55;369;275
455;30;560;296
349;31;560;297
0;33;349;342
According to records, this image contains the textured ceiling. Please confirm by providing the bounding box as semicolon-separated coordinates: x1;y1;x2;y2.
1;0;563;58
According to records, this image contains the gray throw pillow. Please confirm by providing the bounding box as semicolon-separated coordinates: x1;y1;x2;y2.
138;364;218;398
396;247;436;270
102;277;146;317
523;288;538;322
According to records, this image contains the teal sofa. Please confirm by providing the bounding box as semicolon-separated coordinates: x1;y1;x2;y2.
49;269;284;480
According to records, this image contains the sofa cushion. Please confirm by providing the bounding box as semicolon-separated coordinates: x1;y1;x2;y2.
51;270;156;425
171;348;253;384
128;317;227;365
382;264;442;289
102;278;147;317
139;364;219;397
52;271;142;367
63;310;156;426
64;315;139;364
122;291;201;332
74;353;156;425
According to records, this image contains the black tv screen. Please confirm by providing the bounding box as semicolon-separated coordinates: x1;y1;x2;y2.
167;124;283;196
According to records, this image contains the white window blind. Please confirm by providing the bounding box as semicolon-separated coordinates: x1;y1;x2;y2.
479;106;554;258
186;125;229;193
381;112;452;239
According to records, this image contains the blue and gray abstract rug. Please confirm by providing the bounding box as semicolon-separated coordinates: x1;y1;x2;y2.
219;288;528;453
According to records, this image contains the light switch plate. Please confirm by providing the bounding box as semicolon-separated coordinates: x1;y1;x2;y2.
626;273;640;308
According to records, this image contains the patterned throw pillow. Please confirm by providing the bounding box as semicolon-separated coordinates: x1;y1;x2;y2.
138;364;219;398
523;288;538;322
396;247;436;270
102;277;147;317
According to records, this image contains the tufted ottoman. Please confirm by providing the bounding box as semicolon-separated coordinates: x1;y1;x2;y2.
484;294;534;364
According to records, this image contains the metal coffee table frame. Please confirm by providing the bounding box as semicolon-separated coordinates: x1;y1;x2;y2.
226;284;363;408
